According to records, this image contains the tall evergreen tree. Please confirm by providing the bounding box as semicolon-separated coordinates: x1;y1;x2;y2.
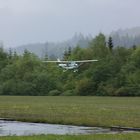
8;48;13;59
132;44;137;50
44;53;48;60
63;49;68;60
108;36;114;51
68;46;72;57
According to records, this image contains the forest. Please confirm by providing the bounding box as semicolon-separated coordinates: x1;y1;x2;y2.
0;33;140;96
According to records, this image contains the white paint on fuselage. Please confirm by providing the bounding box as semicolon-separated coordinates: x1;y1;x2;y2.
59;62;79;70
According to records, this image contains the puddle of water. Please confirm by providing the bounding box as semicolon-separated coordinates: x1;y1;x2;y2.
0;120;137;136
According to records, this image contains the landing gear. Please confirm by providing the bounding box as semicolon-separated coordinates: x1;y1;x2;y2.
74;69;78;72
63;70;67;72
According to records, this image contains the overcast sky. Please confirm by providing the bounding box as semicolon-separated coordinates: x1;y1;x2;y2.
0;0;140;47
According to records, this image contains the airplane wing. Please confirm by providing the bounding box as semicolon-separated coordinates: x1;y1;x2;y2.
43;59;98;63
43;60;59;63
73;60;98;63
43;58;64;63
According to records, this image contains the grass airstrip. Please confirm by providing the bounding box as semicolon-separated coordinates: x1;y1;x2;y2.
1;134;140;140
0;96;140;139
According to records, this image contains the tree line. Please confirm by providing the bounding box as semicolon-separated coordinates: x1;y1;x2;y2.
0;33;140;96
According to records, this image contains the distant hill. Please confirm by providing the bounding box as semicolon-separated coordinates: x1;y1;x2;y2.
10;27;140;58
12;33;92;59
110;27;140;47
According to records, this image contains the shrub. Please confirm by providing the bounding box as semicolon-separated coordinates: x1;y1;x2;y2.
115;86;140;96
61;90;75;96
48;89;61;96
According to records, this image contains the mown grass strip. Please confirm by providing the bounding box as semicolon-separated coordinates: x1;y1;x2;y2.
1;134;140;140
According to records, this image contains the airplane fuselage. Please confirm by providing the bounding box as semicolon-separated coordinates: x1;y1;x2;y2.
58;62;78;70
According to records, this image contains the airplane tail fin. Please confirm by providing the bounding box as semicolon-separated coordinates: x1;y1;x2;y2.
57;58;61;62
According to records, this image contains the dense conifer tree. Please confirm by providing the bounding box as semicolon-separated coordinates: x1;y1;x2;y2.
108;36;114;51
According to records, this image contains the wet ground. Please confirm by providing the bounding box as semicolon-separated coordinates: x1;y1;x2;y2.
0;120;138;136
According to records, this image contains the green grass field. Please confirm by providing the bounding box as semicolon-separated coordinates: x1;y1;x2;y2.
1;134;140;140
0;96;140;128
0;96;140;139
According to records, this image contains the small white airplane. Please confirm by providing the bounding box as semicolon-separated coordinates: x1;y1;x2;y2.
43;59;98;72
